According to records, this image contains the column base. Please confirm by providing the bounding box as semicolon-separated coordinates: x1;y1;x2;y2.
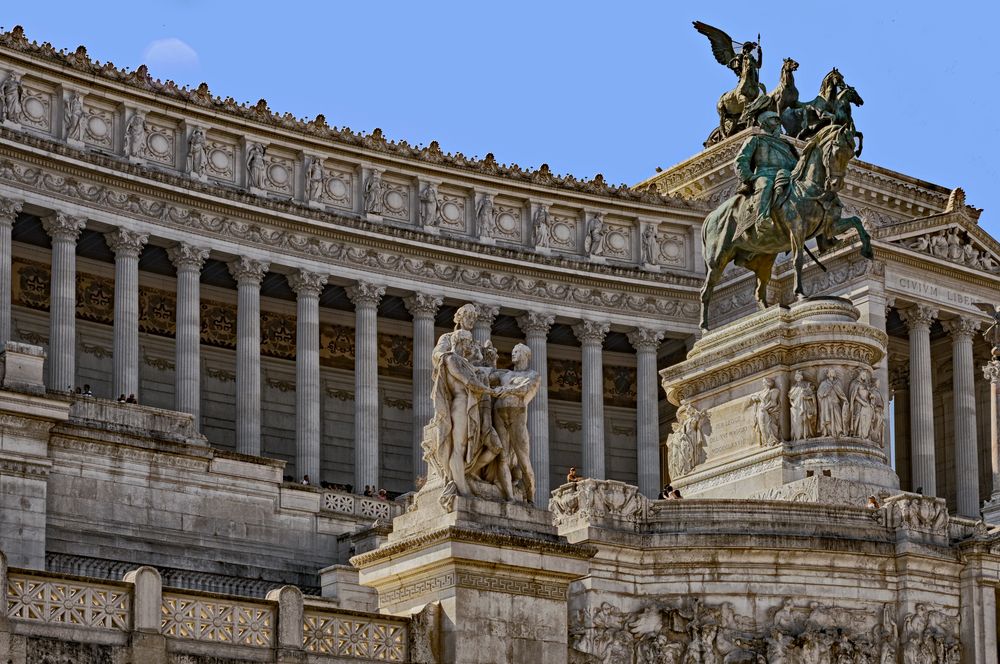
353;486;593;664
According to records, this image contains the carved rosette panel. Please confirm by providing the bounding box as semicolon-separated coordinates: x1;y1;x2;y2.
262;151;295;196
19;80;53;131
380;179;410;221
143;115;178;167
205;134;237;182
303;610;407;660
7;572;131;630
437;191;467;231
81;100;116;150
492;203;522;242
658;231;687;267
602;219;634;261
548;212;579;252
322;164;354;208
161;592;273;647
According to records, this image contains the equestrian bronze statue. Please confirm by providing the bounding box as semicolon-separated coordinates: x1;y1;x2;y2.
698;113;872;330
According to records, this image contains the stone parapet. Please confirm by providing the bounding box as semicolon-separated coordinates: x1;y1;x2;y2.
0;555;426;663
68;396;208;447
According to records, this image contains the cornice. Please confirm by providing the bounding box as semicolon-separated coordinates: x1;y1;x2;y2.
0;27;700;211
0;140;707;325
0;129;703;293
349;525;597;568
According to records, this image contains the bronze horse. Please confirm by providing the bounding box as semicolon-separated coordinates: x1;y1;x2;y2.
699;124;872;329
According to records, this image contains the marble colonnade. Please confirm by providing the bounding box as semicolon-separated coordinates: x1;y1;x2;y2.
0;199;667;498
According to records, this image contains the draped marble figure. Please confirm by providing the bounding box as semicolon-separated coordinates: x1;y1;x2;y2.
789;370;817;440
817;369;847;437
423;304;540;505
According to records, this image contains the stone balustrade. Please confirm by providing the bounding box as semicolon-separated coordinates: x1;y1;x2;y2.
321;489;404;521
0;552;424;663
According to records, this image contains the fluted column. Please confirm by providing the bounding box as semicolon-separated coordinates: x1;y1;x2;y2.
41;213;86;392
404;293;442;482
166;243;209;424
629;327;664;498
0;198;23;347
944;317;981;517
900;304;939;497
984;361;1000;508
473;304;499;346
573;320;610;480
289;270;328;483
105;229;148;399
517;312;554;504
348;281;386;491
890;366;912;491
228;257;269;456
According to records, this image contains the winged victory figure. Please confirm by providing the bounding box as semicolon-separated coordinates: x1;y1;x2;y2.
693;21;765;146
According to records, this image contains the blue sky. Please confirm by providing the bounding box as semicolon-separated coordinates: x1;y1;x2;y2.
3;2;998;236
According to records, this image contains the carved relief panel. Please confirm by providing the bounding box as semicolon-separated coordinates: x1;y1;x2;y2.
312;159;354;210
79;97;117;151
436;185;468;232
491;196;524;244
142;114;180;168
601;216;635;262
656;224;689;270
380;175;411;222
260;147;296;197
18;77;54;132
548;207;581;253
203;130;238;183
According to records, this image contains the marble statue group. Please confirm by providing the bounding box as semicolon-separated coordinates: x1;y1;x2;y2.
421;304;541;505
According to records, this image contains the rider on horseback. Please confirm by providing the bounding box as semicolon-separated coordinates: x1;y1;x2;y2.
734;111;798;236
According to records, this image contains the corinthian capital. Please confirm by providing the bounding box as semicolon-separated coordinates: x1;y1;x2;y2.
475;304;500;327
347;280;385;308
627;327;664;351
167;242;210;271
941;316;980;340
403;292;443;318
517;312;555;336
41;212;87;241
287;269;329;298
573;320;610;346
898;304;938;331
104;228;149;258
0;197;23;225
227;257;269;285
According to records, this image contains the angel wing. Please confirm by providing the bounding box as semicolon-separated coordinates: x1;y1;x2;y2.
693;21;737;72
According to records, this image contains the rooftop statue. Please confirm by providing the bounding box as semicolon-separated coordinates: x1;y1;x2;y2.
694;22;764;146
698;112;871;329
693;24;873;329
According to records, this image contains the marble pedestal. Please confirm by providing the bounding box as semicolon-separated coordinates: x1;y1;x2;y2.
352;486;593;664
659;297;898;503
